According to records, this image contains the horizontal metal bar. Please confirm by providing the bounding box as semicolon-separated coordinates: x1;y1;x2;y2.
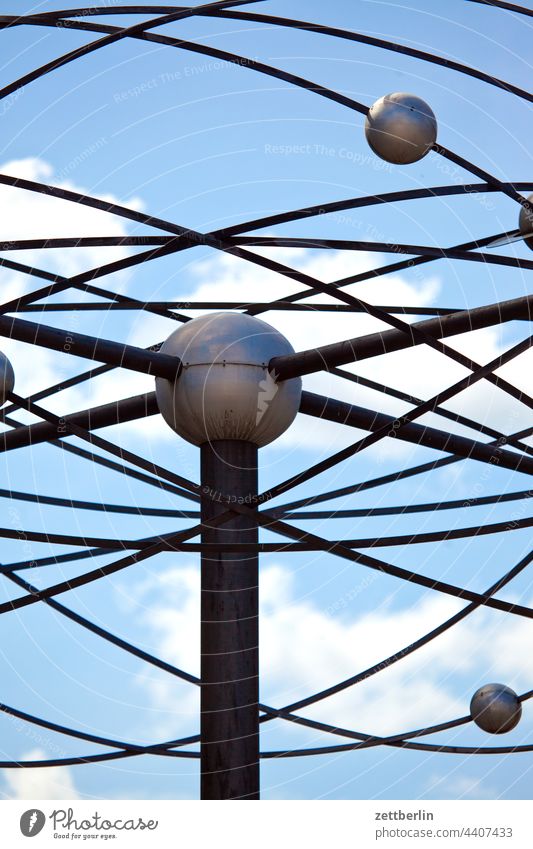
0;314;180;379
271;295;533;380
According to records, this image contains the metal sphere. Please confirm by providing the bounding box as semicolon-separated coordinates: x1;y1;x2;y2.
470;683;522;734
519;193;533;251
155;312;302;447
0;351;14;406
365;92;437;164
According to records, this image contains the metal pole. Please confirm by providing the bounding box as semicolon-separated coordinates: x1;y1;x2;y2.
200;439;259;800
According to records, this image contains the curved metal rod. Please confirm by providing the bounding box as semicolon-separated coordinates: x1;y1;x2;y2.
1;340;164;418
1;191;527;413
4;548;531;741
3;547;126;573
4;379;531;536
432;142;532;213
4;240;526;430
3;7;530;223
3;508;531;621
4;174;531;248
4;540;530;752
278;488;533;518
9;685;533;765
6;510;532;571
0;526;189;554
13;301;461;317
330;366;533;456
249;510;533;619
5;740;533;766
3;250;524;464
1;694;531;767
1;516;531;562
2;379;530;479
216;182;533;238
4;392;199;500
6;9;527;225
0;218;527;385
0;0;263;103
212;6;533;102
0;171;194;237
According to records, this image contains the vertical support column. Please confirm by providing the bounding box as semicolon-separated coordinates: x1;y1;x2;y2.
200;439;259;800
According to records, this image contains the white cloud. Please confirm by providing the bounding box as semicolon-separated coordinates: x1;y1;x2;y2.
2;748;79;800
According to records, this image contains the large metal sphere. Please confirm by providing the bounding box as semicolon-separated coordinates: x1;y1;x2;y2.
365;92;437;164
519;193;533;251
0;351;14;405
470;683;522;734
155;312;302;446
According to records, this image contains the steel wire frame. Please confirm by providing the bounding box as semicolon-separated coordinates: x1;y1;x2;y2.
0;1;532;773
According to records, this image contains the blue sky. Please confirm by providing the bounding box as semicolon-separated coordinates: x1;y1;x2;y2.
0;0;531;800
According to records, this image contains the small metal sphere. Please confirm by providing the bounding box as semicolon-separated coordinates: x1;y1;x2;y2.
519;193;533;251
155;312;302;447
470;683;522;734
0;351;14;406
365;92;437;164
